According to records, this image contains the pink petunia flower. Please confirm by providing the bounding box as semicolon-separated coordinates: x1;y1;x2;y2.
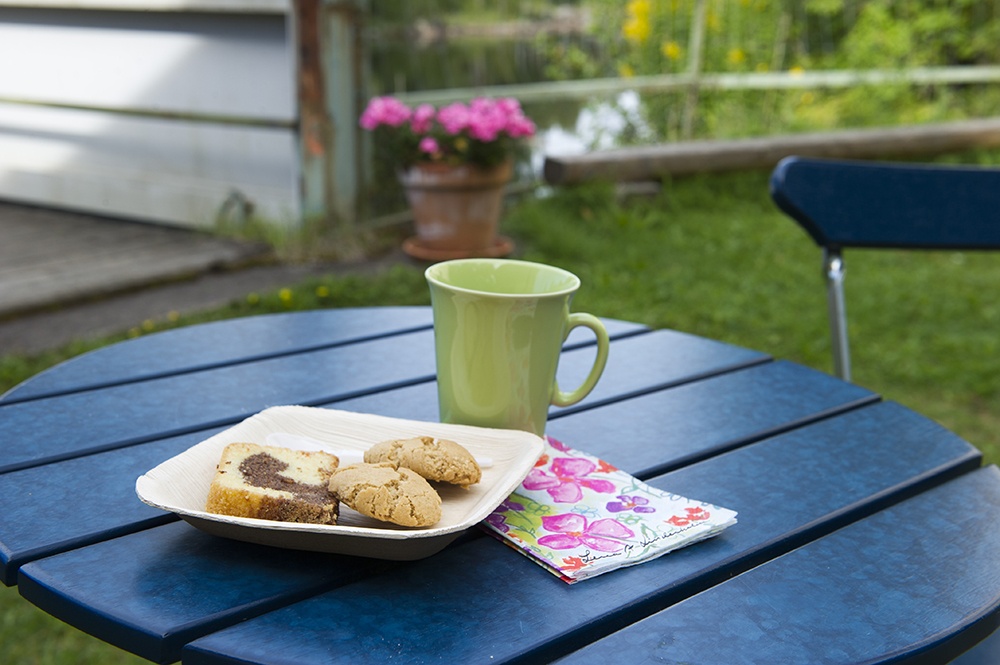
522;457;616;503
437;102;471;135
537;513;634;552
496;97;522;115
359;96;411;130
465;98;505;141
505;115;536;138
418;136;441;156
358;94;535;169
468;112;504;141
410;104;436;133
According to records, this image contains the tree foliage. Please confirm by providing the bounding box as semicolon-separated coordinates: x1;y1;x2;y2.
570;0;1000;141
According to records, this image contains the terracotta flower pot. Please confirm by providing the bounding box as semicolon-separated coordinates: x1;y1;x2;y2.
398;160;515;261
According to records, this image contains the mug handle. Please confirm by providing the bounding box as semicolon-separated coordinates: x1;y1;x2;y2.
551;313;610;407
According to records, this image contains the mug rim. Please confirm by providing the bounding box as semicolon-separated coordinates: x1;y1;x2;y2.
425;258;581;298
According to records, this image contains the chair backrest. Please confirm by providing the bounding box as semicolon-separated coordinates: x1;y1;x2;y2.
770;156;1000;251
769;156;1000;382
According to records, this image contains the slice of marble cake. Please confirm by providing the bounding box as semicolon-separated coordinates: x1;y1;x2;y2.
206;442;340;525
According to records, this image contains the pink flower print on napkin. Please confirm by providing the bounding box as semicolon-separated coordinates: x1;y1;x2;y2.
606;494;657;514
522;457;616;503
537;514;634;552
546;436;571;452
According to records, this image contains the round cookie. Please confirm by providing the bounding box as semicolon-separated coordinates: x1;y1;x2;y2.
328;462;442;527
364;436;482;488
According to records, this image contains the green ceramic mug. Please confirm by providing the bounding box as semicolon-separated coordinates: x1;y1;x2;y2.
425;258;609;436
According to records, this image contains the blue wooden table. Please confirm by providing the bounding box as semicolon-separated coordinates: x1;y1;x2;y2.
1;307;998;664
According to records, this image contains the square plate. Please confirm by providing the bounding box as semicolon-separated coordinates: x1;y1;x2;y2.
136;405;545;560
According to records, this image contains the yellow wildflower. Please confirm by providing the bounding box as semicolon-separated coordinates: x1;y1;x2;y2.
661;41;683;61
727;48;747;66
790;66;806;77
315;285;330;298
619;63;636;79
623;0;651;44
279;288;293;304
707;9;721;32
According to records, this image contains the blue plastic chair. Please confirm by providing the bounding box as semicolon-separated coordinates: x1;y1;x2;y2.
769;155;1000;382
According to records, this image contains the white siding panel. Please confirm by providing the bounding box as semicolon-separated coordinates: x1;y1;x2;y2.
0;6;299;228
0;1;289;12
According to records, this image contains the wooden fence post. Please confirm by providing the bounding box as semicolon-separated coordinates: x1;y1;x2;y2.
682;0;708;140
295;0;367;229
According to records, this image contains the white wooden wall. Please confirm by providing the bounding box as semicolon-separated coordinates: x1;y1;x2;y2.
0;0;301;229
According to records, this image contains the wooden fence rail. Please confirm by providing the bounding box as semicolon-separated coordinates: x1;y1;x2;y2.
542;118;1000;185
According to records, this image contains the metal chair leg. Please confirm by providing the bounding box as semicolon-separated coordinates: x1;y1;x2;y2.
823;248;851;382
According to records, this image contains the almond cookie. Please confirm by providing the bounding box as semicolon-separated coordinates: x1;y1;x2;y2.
364;436;482;488
328;462;442;527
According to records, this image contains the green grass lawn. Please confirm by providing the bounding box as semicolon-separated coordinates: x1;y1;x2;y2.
1;164;998;663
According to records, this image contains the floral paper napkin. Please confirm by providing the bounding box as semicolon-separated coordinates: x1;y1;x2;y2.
482;437;737;583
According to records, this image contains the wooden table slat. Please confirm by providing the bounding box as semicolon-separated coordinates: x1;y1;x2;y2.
548;359;878;479
1;308;435;404
2;309;648;405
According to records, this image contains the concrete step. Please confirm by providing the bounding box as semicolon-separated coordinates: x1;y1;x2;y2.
0;201;274;319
